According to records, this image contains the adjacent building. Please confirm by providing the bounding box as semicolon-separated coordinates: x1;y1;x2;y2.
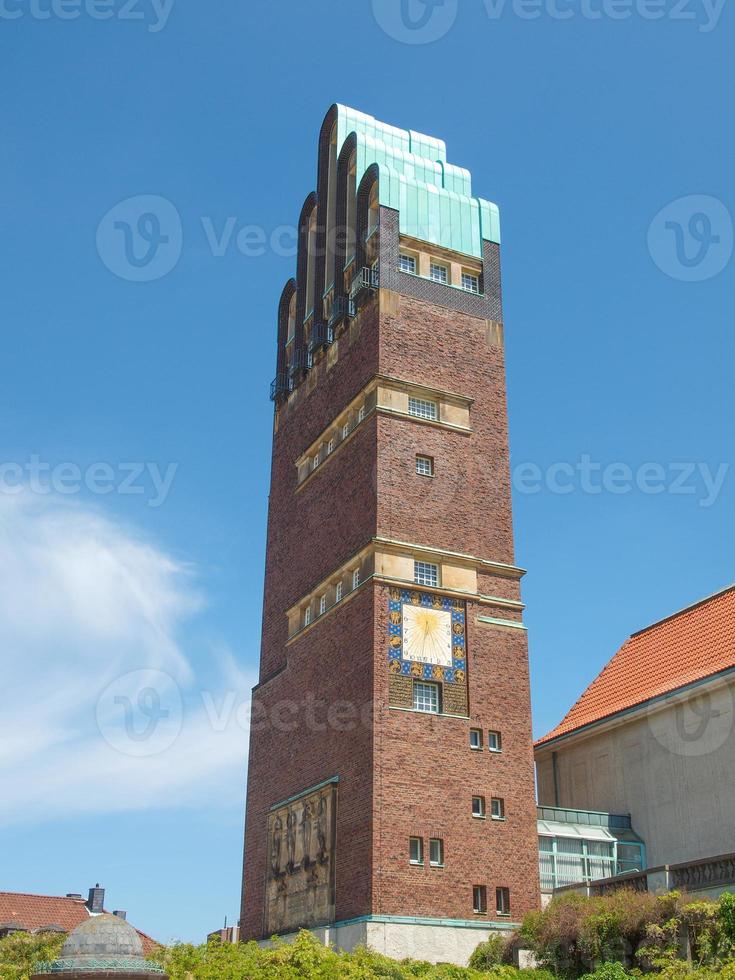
535;584;735;896
240;105;540;963
0;886;157;953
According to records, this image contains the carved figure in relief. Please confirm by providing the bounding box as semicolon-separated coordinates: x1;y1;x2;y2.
316;794;328;863
285;807;297;872
300;801;312;866
270;815;283;876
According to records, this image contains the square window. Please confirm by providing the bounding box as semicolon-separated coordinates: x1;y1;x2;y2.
414;560;439;588
461;272;480;293
491;797;505;820
304;606;311;627
408;397;438;421
473;885;487;914
496;887;510;916
469;729;483;750
358;404;366;423
416;455;434;477
409;837;424;865
352;568;360;589
488;730;502;752
399;253;417;274
430;262;448;284
413;680;440;714
335;582;343;603
472;796;486;818
319;595;327;616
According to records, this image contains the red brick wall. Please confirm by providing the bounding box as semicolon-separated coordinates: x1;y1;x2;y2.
241;285;540;939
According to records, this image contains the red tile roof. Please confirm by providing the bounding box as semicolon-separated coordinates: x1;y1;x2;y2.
0;892;158;954
536;584;735;747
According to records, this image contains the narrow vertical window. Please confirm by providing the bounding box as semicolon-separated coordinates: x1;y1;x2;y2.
319;595;327;616
335;581;343;603
304;606;311;627
327;439;334;455
352;568;360;589
358;404;366;423
488;730;502;752
342;422;350;440
496;887;510;916
491;798;505;820
429;838;444;867
409;837;424;865
472;796;486;818
473;885;487;914
469;729;483;750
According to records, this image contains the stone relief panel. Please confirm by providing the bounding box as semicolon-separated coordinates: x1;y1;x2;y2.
264;781;337;935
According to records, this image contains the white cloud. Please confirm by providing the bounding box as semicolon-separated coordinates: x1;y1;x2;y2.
0;491;252;825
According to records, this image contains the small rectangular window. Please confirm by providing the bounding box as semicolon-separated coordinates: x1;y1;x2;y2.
312;453;320;470
399;253;417;274
488;730;502;752
461;272;480;293
342;422;350;440
429;838;444;867
408;397;438;421
472;796;486;818
415;455;434;477
430;262;448;284
304;606;311;627
413;680;440;714
319;595;327;616
335;581;343;603
414;561;439;588
473;885;487;914
409;837;424;865
352;568;360;589
358;404;366;423
496;887;510;916
327;439;334;455
491;797;505;820
469;729;483;750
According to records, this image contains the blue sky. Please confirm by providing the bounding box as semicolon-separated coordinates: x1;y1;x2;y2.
1;0;733;947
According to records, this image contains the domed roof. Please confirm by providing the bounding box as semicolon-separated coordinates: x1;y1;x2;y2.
60;915;144;959
35;915;164;976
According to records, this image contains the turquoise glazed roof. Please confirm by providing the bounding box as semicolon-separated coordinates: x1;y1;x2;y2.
334;105;500;257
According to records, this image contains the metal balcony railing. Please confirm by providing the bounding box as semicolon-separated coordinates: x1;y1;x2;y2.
349;264;379;302
308;321;334;353
270;373;291;401
330;295;355;324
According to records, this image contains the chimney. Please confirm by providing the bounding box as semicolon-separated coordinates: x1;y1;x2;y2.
113;911;127;921
86;884;105;913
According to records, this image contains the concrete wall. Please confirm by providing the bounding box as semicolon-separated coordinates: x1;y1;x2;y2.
264;918;515;967
536;676;735;868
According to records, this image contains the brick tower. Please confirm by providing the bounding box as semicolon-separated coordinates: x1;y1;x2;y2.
240;106;540;964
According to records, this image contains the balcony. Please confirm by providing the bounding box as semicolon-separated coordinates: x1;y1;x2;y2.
270;373;291;402
288;347;312;379
308;321;334;354
349;264;379;304
329;295;355;325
